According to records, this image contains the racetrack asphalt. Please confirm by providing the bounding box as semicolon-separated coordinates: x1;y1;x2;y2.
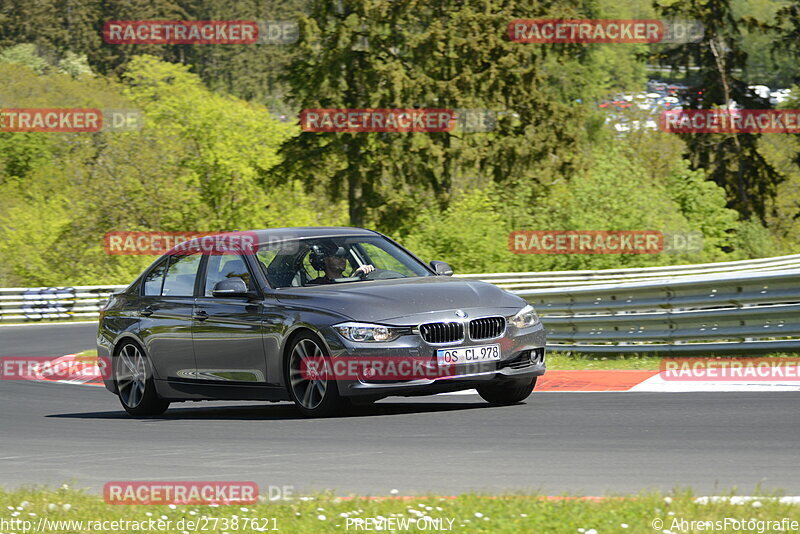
0;323;798;495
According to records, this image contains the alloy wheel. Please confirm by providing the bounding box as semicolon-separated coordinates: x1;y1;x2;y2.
115;343;148;408
288;338;329;410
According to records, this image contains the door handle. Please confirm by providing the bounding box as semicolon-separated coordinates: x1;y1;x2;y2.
141;306;154;317
193;310;209;321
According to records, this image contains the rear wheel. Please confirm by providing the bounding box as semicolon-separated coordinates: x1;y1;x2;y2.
286;333;349;417
477;377;537;406
114;341;170;417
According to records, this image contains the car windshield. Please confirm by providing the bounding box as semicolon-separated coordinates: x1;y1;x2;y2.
256;235;432;288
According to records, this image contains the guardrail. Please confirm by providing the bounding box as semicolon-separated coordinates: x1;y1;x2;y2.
459;253;800;289
521;270;800;354
0;286;125;323
3;254;800;354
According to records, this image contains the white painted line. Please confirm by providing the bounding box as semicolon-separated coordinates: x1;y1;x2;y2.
696;496;800;505
629;373;800;392
40;379;104;388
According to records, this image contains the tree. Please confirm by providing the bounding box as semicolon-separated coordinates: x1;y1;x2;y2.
0;58;340;286
0;0;306;106
653;0;783;222
279;0;590;230
0;43;49;73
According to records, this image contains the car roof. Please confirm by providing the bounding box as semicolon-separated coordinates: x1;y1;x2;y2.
249;227;379;242
161;227;382;257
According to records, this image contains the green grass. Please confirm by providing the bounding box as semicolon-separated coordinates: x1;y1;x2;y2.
546;351;800;370
546;351;663;370
1;487;798;533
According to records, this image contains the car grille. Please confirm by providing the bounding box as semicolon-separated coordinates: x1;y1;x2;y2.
469;316;505;340
419;322;464;344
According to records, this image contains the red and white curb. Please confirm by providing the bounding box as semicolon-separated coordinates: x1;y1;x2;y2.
27;356;800;392
629;371;800;392
446;369;800;394
33;353;106;387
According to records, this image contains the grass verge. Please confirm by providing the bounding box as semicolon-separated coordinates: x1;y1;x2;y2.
546;351;799;370
1;487;798;533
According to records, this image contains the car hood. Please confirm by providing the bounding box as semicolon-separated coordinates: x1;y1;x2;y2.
274;276;526;323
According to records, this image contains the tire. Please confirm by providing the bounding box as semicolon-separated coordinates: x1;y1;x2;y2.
477;377;537;406
285;332;349;417
113;341;170;417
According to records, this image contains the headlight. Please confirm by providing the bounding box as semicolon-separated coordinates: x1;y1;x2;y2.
509;304;539;328
333;322;403;342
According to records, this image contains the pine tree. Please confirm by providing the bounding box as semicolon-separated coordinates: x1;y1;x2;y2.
653;0;782;221
280;0;589;229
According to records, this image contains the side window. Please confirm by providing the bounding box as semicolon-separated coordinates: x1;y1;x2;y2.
257;246;296;288
204;255;254;297
162;253;203;297
143;259;168;296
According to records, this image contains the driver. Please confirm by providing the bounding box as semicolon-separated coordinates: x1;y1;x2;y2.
308;243;374;284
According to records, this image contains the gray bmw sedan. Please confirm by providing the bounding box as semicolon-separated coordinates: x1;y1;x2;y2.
98;227;546;417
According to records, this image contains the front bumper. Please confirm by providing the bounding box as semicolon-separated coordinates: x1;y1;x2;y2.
320;317;546;400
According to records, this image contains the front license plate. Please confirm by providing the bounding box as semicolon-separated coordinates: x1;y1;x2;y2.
436;344;501;367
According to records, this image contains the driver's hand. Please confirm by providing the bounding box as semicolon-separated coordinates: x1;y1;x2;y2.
354;264;375;276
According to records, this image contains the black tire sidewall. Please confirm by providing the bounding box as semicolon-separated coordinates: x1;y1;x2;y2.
477;376;537;405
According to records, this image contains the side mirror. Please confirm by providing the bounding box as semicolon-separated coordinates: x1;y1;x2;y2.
212;277;249;297
430;260;454;276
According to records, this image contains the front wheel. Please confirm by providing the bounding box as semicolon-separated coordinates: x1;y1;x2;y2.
285;333;349;417
477;377;537;406
114;341;170;417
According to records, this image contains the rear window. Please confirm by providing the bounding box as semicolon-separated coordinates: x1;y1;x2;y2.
143;259;168;296
203;254;255;296
162;253;203;296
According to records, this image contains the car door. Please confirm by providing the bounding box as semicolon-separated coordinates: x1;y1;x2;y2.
137;252;202;381
191;253;268;383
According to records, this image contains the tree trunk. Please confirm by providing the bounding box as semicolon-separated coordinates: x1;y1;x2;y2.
348;172;363;227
